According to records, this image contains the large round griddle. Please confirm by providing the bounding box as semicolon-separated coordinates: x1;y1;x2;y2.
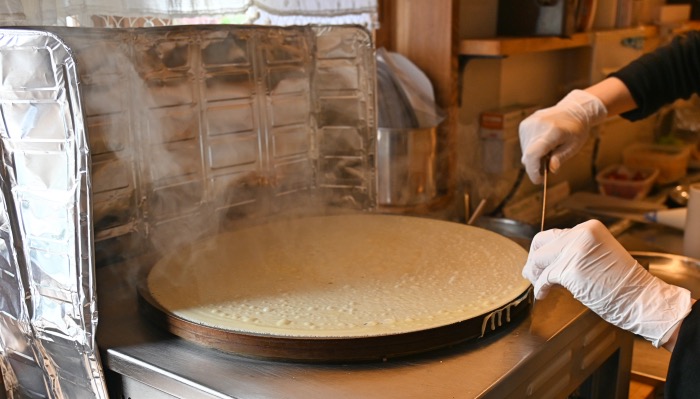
139;214;532;362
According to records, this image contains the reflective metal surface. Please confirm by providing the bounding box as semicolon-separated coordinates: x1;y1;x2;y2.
0;29;107;398
668;184;690;207
0;25;377;398
631;251;700;298
472;216;539;249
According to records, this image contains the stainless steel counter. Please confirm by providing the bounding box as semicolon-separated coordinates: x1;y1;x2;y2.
96;259;633;398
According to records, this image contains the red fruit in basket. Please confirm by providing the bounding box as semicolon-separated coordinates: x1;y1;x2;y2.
605;170;626;180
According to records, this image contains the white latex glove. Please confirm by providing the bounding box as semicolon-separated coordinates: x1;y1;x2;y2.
524;219;693;348
519;90;607;184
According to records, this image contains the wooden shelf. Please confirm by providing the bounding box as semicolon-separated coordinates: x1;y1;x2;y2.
459;32;591;57
673;20;700;34
459;25;662;57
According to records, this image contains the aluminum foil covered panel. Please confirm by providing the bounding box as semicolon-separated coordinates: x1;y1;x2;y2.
0;30;107;398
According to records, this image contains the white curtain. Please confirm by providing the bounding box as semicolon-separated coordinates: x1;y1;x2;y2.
0;0;377;28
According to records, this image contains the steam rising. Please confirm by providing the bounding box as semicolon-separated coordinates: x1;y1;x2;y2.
54;25;377;263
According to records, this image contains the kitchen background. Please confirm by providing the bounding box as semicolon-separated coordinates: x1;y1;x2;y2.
1;0;699;397
377;0;700;225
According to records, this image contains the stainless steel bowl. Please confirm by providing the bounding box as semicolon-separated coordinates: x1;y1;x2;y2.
668;184;690;207
472;217;538;250
631;251;700;298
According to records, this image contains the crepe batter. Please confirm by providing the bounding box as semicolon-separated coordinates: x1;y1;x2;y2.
147;214;531;338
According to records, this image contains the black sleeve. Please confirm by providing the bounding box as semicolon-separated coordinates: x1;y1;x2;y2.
609;30;700;121
665;301;700;398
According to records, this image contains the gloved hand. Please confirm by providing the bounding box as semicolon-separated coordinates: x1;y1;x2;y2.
524;219;693;348
519;90;608;184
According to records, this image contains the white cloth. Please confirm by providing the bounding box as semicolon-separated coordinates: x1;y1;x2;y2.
1;0;378;27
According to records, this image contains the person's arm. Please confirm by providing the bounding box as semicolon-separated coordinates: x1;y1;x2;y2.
611;30;700;121
663;322;682;352
583;77;637;117
518;89;608;183
523;220;694;350
662;298;697;352
665;301;700;397
519;30;700;184
518;79;637;183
